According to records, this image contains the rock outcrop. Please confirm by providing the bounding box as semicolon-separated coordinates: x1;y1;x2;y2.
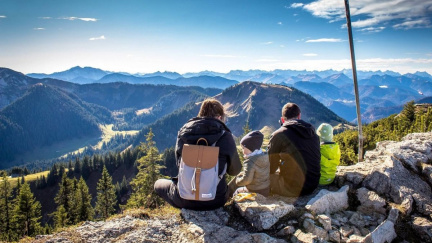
33;132;432;242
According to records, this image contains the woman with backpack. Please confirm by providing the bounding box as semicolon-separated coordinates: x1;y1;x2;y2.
154;98;242;210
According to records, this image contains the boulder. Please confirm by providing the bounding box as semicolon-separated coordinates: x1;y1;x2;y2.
234;193;295;230
305;185;349;215
363;209;398;243
356;187;386;215
411;216;432;242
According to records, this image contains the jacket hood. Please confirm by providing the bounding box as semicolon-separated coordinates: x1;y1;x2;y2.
282;119;317;139
178;117;231;145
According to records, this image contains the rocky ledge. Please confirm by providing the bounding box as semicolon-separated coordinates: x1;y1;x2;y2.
33;132;432;242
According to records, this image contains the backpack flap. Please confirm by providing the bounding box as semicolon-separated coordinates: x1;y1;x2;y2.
179;143;220;201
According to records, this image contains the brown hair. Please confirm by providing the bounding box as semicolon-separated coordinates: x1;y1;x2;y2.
282;103;301;120
198;98;225;121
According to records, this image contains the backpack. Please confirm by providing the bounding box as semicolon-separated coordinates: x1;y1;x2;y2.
178;133;226;201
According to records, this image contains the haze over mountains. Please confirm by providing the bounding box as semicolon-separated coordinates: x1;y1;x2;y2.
1;66;432;169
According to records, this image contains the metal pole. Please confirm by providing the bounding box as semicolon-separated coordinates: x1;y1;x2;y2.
344;0;364;162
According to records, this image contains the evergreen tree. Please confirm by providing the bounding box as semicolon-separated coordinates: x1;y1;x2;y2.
67;160;74;177
52;205;68;229
76;177;94;222
127;129;165;209
12;183;41;238
0;172;14;241
54;173;72;226
74;157;81;175
95;166;117;220
242;120;251;137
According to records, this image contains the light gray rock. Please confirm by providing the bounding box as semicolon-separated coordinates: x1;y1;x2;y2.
339;226;354;238
291;229;317;243
277;225;295;236
305;185;349;215
411;216;432;242
421;163;432;185
363;214;397;243
349;212;366;228
329;229;341;243
347;234;364;243
362;155;432;217
356;187;386;215
303;218;328;240
181;207;229;225
318;214;332;231
234;193;295;230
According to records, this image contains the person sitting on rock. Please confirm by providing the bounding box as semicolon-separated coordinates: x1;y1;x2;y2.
316;123;341;186
154;98;241;210
228;130;270;197
268;103;321;197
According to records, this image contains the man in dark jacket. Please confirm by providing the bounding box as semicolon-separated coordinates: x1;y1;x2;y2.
268;103;320;197
154;98;241;210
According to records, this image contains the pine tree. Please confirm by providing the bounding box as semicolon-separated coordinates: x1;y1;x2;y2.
127;129;165;209
12;183;41;238
95;166;117;220
0;172;14;241
54;173;72;226
76;177;94;222
53;205;68;229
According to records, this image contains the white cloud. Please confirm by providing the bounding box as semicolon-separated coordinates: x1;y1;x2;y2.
306;38;343;43
393;17;431;29
0;15;6;18
89;35;105;41
291;3;304;8
60;17;98;22
360;26;386;33
201;54;238;58
255;58;279;62
303;53;318;57
39;17;52;19
300;0;432;30
261;41;273;45
277;22;283;25
34;28;45;30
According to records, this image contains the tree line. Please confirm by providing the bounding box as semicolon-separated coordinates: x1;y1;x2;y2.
335;101;432;165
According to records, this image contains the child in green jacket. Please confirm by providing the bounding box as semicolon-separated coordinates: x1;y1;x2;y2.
317;123;341;185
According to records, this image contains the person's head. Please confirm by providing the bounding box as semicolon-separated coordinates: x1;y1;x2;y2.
240;130;264;155
198;98;226;122
281;103;301;123
317;123;334;142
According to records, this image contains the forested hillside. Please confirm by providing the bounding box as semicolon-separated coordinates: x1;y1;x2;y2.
0;84;112;167
335;101;432;165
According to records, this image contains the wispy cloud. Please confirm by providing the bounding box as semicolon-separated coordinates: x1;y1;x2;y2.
39;17;52;19
261;41;273;45
0;15;6;18
306;38;343;43
277;22;283;25
60;17;98;22
290;3;304;8
34;28;45;30
256;58;279;62
393;17;431;29
299;0;432;30
201;54;238;58
89;35;105;41
303;53;318;57
360;26;386;33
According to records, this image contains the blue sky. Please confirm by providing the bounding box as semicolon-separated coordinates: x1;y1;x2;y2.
1;0;431;74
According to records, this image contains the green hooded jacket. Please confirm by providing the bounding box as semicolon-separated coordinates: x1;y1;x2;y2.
319;142;341;185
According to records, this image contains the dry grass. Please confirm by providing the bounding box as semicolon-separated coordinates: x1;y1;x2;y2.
7;170;55;187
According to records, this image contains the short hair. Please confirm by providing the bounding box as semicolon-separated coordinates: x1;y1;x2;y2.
198;98;225;120
282;103;301;120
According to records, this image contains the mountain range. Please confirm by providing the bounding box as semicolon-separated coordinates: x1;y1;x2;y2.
2;65;432;168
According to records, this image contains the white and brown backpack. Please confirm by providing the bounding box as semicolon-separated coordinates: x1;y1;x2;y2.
178;133;226;201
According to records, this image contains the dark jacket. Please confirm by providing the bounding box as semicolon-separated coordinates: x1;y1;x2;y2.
268;119;320;196
175;117;242;209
